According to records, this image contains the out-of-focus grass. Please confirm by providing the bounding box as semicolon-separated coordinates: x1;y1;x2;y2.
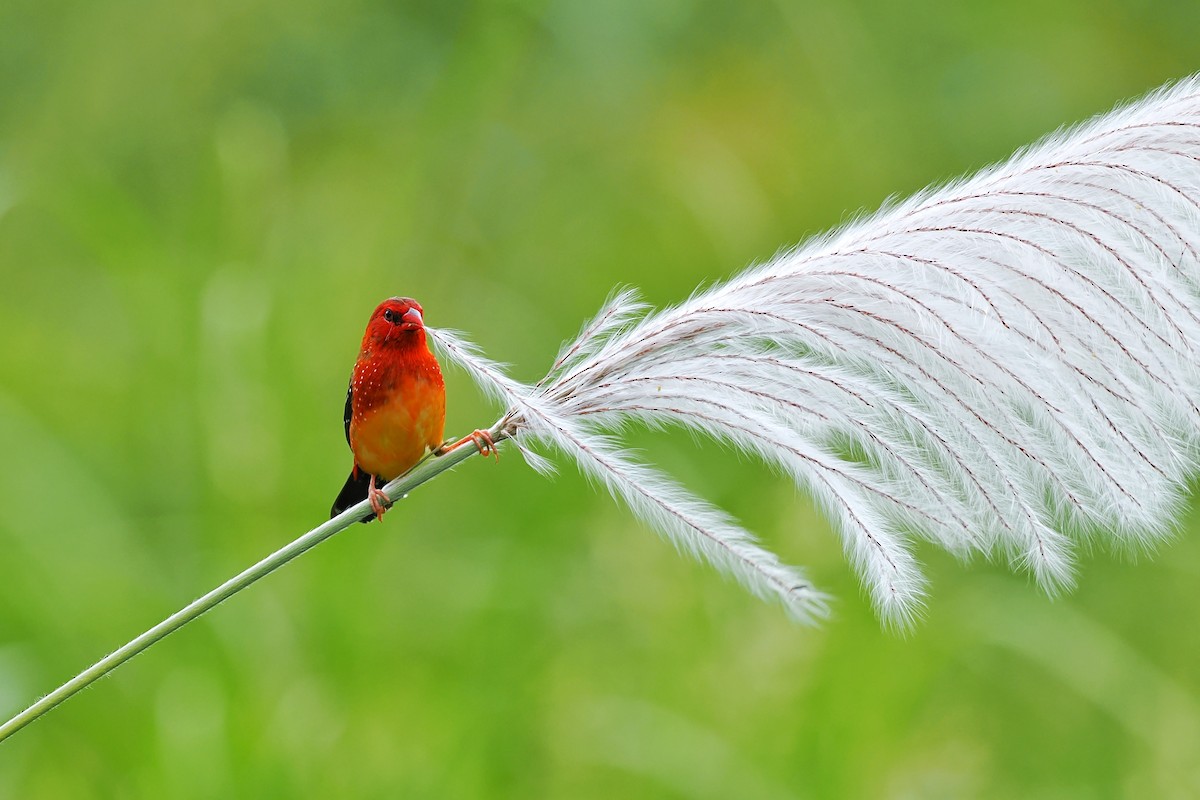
1;1;1198;797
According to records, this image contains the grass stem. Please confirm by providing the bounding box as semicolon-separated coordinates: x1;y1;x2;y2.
0;423;505;743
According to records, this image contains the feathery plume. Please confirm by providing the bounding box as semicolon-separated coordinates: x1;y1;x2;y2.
431;75;1200;624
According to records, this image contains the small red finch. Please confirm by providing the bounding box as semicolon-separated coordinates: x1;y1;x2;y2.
331;297;495;523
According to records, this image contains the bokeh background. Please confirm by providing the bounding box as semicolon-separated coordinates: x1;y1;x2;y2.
1;0;1198;797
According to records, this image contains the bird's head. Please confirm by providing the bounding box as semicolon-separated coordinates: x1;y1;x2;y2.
367;297;427;346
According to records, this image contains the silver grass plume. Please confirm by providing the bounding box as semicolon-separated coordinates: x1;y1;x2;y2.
429;75;1200;626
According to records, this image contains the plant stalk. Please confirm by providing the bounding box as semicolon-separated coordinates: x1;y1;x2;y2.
0;422;507;743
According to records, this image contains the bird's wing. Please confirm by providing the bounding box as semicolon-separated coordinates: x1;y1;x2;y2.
343;382;353;447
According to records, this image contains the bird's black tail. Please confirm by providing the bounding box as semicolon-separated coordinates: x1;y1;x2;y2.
331;469;377;523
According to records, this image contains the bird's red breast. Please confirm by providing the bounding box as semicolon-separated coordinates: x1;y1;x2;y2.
347;297;446;481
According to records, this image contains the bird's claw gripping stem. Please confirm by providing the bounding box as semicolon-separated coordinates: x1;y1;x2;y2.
367;474;393;521
436;429;500;462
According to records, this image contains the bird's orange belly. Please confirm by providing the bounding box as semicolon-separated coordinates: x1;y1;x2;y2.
350;390;444;480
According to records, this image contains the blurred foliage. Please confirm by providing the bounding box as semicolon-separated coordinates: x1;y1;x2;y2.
1;0;1198;797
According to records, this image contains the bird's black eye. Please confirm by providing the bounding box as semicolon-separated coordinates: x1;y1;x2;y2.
383;308;397;323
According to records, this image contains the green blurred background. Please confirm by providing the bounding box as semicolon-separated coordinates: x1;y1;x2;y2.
1;0;1198;796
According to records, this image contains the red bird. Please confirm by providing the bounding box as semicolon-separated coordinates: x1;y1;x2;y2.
330;297;495;523
330;297;444;522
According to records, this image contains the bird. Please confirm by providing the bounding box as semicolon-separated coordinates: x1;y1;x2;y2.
330;297;497;523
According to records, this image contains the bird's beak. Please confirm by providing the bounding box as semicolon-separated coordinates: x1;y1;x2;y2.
401;307;423;329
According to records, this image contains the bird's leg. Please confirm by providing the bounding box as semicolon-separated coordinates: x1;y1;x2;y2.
367;474;393;521
435;429;500;462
